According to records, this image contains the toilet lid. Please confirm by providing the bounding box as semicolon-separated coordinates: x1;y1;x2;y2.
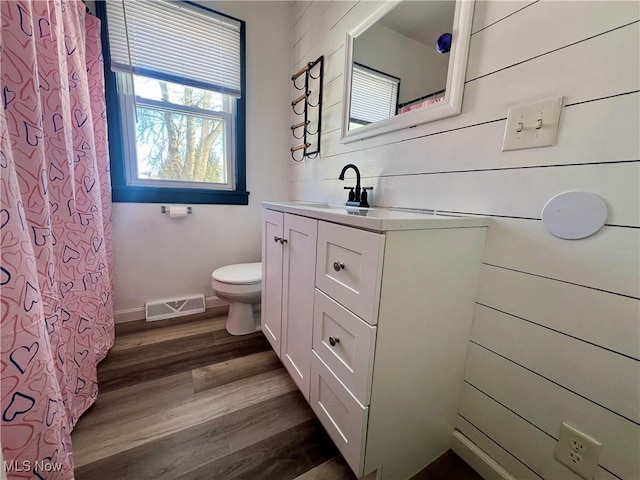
212;262;262;285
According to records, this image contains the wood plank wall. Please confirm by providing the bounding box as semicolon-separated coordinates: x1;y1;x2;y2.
288;2;640;479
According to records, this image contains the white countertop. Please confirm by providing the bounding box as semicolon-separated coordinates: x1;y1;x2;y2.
262;201;488;232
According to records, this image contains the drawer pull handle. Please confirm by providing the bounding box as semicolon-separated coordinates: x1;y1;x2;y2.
274;236;282;243
329;336;340;347
281;238;288;244
333;261;345;272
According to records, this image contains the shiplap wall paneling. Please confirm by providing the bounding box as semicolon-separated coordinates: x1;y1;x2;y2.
291;4;639;160
465;344;640;479
293;23;640;164
477;264;640;360
482;219;639;298
288;1;640;479
471;304;639;424
470;1;537;35
292;2;385;74
290;92;640;185
292;1;331;48
455;417;542;480
291;1;312;28
466;1;639;80
457;387;621;480
376;162;639;224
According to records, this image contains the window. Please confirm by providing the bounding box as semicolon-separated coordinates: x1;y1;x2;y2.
98;1;247;204
349;63;400;130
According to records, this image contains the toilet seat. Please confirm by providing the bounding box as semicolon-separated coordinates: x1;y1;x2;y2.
211;278;261;296
212;262;261;285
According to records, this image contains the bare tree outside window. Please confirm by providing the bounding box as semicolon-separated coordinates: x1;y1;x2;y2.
133;78;228;184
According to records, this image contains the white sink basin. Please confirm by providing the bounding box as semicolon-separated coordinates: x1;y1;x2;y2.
287;201;374;212
286;201;332;208
262;201;488;232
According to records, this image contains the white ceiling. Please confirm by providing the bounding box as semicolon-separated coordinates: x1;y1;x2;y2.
378;1;456;49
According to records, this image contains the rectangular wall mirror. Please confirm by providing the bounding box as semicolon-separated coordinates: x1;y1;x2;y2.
341;0;474;143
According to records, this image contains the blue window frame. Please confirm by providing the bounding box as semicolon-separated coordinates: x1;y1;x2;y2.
96;1;248;205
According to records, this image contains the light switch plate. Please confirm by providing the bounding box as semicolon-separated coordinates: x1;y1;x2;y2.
502;97;563;151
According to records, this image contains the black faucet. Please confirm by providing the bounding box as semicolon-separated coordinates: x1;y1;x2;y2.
338;164;372;208
339;164;361;204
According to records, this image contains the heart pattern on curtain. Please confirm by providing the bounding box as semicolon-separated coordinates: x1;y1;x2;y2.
1;1;114;477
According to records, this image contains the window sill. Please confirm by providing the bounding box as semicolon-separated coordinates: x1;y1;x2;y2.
112;185;249;205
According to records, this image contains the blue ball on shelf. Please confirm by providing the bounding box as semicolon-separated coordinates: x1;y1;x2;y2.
436;33;452;54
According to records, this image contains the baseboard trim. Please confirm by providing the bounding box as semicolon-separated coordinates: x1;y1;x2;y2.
452;430;515;480
114;296;228;324
113;306;145;324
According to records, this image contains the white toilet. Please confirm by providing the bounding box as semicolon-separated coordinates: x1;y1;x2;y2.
211;262;262;335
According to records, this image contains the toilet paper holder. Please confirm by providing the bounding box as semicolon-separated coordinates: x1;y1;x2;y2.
161;206;192;215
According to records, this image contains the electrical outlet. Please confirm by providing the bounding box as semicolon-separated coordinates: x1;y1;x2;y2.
555;422;602;479
569;451;582;464
571;439;586;454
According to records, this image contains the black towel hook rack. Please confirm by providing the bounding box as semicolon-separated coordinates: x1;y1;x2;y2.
290;56;323;162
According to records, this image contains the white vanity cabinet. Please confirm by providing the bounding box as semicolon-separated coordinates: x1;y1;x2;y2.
261;203;488;479
261;209;317;399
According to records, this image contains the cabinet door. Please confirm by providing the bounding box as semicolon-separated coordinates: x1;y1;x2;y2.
261;209;284;355
281;213;318;400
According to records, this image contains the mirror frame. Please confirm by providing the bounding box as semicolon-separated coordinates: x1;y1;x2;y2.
341;0;475;143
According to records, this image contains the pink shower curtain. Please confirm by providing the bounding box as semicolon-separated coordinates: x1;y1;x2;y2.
1;1;113;478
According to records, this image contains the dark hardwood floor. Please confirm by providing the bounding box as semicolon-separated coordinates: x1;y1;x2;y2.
72;311;482;480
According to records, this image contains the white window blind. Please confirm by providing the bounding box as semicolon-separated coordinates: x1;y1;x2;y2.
105;0;241;96
350;64;399;124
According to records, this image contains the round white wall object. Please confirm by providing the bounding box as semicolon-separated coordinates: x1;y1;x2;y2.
541;191;608;240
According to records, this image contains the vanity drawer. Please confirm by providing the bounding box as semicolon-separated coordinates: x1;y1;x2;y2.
315;221;384;324
310;351;368;476
313;289;376;405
